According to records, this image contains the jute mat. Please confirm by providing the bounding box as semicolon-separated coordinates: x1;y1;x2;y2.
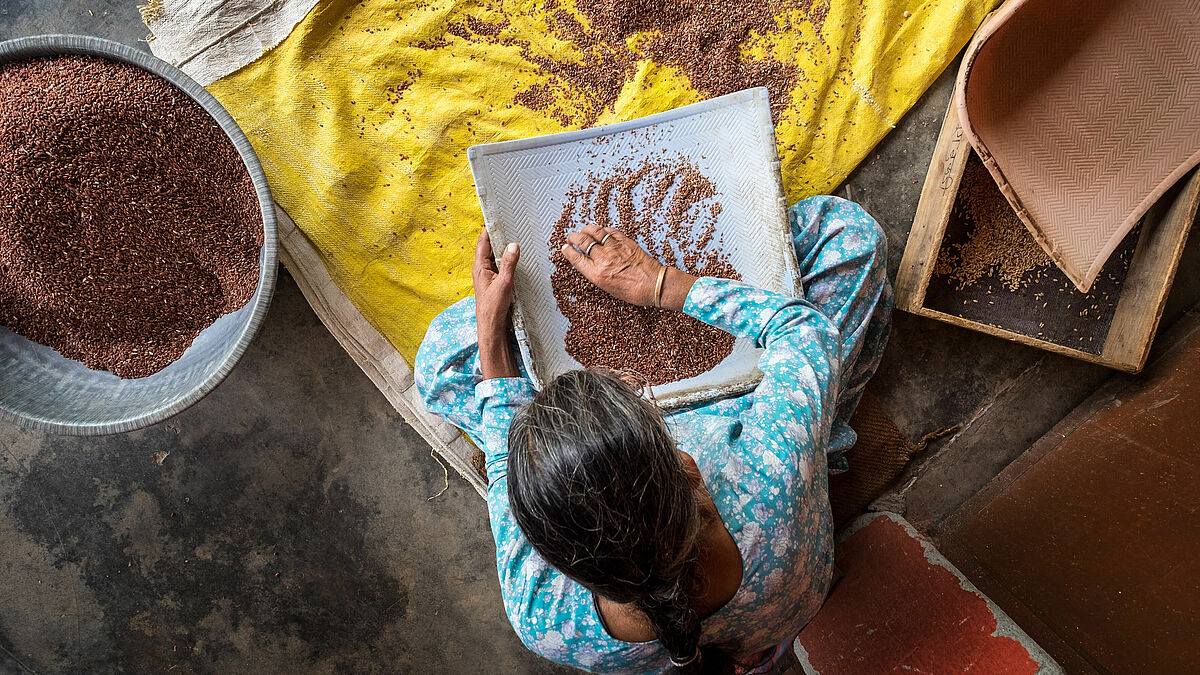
831;392;953;528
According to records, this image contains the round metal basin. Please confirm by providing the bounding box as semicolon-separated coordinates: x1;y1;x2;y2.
0;35;277;435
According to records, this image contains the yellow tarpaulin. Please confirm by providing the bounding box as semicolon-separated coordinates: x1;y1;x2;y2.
208;0;1000;364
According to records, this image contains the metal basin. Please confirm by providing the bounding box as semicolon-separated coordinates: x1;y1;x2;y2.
0;35;278;435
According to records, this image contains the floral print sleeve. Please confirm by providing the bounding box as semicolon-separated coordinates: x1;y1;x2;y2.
682;278;842;460
473;378;534;480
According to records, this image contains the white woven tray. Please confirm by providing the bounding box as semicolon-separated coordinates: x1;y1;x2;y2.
467;88;798;408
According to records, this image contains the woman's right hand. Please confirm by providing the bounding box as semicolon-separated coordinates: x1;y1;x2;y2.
561;225;668;307
473;229;520;380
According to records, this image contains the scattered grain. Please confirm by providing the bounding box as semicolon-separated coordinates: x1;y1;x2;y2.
416;0;843;126
933;159;1053;291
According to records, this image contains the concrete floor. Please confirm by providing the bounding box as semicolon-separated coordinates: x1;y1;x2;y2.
3;1;1199;673
0;5;570;673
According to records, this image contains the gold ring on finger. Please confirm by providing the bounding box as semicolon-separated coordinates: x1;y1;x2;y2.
600;233;613;245
584;241;599;257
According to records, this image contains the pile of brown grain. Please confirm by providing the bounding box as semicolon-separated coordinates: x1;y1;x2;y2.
550;154;739;385
0;55;262;378
933;158;1053;291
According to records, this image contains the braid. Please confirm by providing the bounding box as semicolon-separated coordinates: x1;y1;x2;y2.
637;563;704;674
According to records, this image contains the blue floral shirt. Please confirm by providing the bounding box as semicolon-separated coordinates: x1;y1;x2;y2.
416;196;892;674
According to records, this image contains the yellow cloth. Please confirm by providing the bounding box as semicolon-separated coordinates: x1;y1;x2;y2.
208;0;1000;364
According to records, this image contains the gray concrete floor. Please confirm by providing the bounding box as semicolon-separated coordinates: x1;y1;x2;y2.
3;1;1199;673
2;270;572;674
1;6;571;673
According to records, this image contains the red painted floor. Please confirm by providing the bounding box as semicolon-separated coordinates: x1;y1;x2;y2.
939;316;1200;674
798;513;1052;674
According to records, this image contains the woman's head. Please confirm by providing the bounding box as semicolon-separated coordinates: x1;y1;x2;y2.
507;369;709;672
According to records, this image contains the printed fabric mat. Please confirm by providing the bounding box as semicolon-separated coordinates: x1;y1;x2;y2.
144;0;1001;493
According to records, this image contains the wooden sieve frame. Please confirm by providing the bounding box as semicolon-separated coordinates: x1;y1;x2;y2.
895;99;1199;374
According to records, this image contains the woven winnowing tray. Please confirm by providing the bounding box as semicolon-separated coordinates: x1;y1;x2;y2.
467;88;799;408
956;0;1200;292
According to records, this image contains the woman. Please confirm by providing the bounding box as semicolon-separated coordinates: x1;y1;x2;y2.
416;196;891;674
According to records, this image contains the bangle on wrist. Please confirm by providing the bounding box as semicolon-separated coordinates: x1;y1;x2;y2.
653;265;668;308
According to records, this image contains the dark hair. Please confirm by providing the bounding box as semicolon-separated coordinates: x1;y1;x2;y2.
508;369;727;674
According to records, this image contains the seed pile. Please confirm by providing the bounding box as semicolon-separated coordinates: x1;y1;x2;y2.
0;56;263;378
550;153;739;385
926;152;1136;354
933;159;1054;291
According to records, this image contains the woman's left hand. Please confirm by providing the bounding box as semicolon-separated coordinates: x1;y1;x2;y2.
473;229;520;379
560;225;664;306
561;225;697;310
